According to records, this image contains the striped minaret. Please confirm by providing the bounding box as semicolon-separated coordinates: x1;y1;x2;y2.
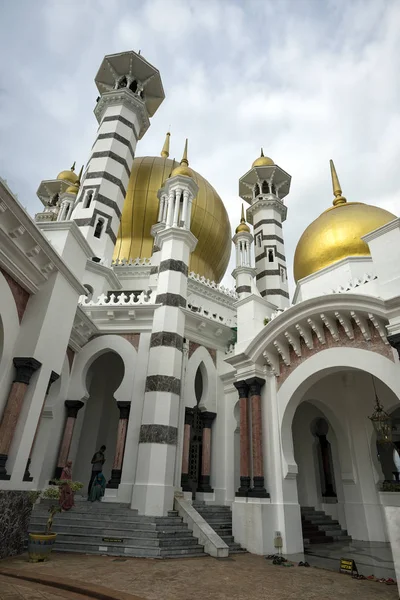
132;142;198;516
239;149;291;309
71;50;165;262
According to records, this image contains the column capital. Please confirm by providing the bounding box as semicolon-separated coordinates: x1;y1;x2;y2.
201;411;216;429
388;333;400;359
65;400;84;418
46;370;60;396
234;380;249;399
246;376;265;396
13;357;42;385
117;401;131;419
185;407;194;426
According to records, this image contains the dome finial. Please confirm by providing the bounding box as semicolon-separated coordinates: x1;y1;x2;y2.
260;148;264;157
181;138;189;167
161;132;170;158
235;204;250;234
330;159;347;207
71;161;76;172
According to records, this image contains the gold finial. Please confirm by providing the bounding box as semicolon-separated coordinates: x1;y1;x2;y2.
161;132;171;158
330;159;347;207
235;204;250;234
260;148;264;157
71;161;76;171
181;138;189;166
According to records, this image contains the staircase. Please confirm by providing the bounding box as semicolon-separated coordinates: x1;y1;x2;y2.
29;499;206;558
192;501;246;554
301;506;352;546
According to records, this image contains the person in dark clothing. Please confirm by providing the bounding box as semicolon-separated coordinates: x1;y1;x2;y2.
88;445;106;495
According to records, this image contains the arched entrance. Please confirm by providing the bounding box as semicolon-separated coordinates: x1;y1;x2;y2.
72;351;125;488
280;349;400;549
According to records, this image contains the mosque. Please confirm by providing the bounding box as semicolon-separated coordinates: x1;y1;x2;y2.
0;50;399;570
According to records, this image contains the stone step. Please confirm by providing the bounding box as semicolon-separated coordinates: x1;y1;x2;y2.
39;500;134;512
30;516;189;533
301;510;325;517
29;523;194;539
196;514;232;522
52;539;205;558
32;509;183;525
48;532;200;548
307;517;339;525
194;506;231;513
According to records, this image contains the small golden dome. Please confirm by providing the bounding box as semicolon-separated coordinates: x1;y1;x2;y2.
235;205;250;233
252;148;274;168
57;161;79;185
293;160;397;281
65;184;79;195
171;138;193;178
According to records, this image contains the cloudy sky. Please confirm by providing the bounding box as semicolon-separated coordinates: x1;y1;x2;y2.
1;0;400;293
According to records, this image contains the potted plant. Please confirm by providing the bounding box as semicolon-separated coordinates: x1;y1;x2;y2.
28;480;83;562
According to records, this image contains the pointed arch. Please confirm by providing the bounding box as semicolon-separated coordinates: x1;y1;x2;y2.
0;270;20;413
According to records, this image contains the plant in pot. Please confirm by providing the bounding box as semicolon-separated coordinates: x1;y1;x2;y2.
28;480;83;562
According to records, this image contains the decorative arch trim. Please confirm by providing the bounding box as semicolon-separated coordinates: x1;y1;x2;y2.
0;269;20;390
67;334;137;403
185;345;217;412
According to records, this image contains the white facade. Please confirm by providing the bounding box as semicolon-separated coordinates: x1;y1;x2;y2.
0;48;399;585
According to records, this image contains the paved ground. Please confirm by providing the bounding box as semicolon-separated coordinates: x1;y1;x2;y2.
0;574;90;599
0;552;398;600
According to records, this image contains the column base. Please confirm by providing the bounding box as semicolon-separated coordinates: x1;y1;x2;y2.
23;458;33;482
107;469;122;489
181;473;192;492
0;454;10;480
236;476;251;497
248;476;270;498
197;475;213;493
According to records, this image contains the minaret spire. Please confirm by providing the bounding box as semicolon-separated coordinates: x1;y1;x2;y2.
330;159;347;207
161;132;170;158
181;138;189;166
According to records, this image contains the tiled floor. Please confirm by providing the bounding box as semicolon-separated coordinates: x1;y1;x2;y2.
305;541;396;580
1;552;398;600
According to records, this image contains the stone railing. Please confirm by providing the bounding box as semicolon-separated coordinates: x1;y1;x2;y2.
187;303;237;327
79;290;153;306
188;272;238;299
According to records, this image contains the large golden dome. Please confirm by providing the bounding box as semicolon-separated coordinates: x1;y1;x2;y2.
113;156;231;282
294;161;396;282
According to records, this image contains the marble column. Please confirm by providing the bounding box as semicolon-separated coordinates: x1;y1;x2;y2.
23;370;59;481
54;400;84;479
0;357;42;480
247;377;269;498
198;411;216;493
107;401;131;489
181;408;193;492
234;380;251;496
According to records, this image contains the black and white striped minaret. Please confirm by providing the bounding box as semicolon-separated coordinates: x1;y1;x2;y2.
132;142;198;516
71;51;165;262
239;150;291;309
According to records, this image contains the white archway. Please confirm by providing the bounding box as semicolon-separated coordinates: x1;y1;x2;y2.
67;335;137;404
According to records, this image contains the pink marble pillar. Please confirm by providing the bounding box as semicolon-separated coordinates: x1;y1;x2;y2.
107;402;131;488
234;380;251;496
54;400;84;479
198;411;215;493
24;370;59;482
0;357;41;480
247;377;269;498
181;409;193;492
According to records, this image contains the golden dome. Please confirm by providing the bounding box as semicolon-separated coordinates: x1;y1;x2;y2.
235;205;250;234
252;148;274;168
57;162;79;185
113;156;231;282
293;160;396;282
